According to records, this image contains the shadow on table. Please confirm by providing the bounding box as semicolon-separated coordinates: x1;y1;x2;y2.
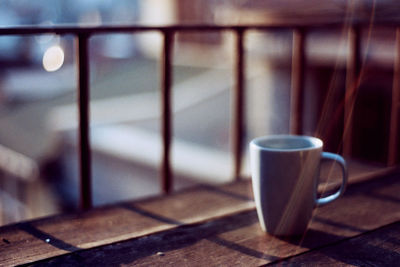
36;210;279;266
17;222;79;252
271;172;400;265
279;225;400;266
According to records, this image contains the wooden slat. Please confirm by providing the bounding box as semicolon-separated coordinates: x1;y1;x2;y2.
388;28;400;166
318;159;397;193
232;28;245;180
290;28;306;135
343;26;361;157
24;171;400;266
0;161;396;266
161;30;174;194
77;33;92;210
0;181;254;266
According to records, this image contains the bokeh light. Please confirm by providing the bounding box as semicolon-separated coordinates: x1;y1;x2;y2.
42;45;64;72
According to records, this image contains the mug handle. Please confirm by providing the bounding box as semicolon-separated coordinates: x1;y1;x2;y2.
315;152;348;206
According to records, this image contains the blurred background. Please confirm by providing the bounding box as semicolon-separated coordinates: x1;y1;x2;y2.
0;0;399;225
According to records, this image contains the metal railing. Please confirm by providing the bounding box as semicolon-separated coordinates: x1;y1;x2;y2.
1;21;399;210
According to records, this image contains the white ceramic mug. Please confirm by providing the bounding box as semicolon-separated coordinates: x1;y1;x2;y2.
249;135;347;236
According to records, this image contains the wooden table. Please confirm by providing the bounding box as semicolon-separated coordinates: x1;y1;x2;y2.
1;161;400;266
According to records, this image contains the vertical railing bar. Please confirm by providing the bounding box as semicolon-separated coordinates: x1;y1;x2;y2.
161;30;173;193
388;28;400;165
343;26;361;157
233;28;245;180
77;33;92;210
290;28;306;135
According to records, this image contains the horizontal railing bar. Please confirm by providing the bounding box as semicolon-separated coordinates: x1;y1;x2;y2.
1;21;400;35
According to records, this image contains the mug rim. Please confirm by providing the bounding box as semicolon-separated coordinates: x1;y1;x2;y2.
250;135;323;152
